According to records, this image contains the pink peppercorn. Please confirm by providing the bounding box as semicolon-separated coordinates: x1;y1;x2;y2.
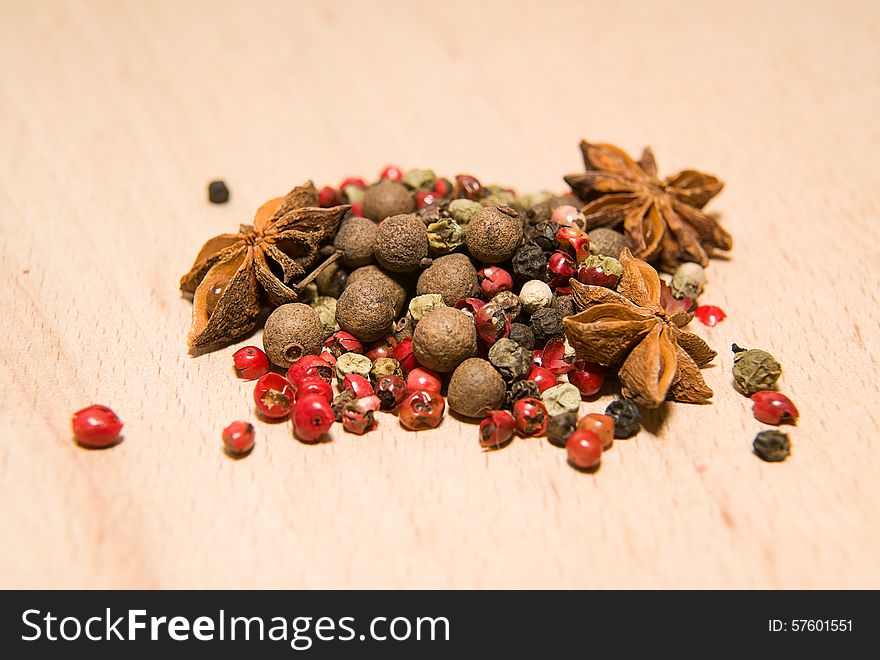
528;366;557;393
222;421;255;456
253;373;295;419
393;337;420;374
406;367;442;394
232;346;270;380
318;186;340;207
568;362;605;398
295;377;334;403
71;405;124;448
479;410;516;449
323;330;363;358
380;165;404;182
399;390;446;430
512;397;548;437
566;429;602;470
292;394;334;443
286;355;334;386
477;266;514;299
751;391;799;425
343;373;375;399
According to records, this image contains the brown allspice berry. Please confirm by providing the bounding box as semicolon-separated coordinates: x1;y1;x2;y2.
333;216;378;268
315;261;347;298
416;253;479;306
447;358;506;418
346;265;408;316
412;307;477;373
335;279;396;342
374;213;429;273
465;205;523;263
262;303;323;368
362;181;415;221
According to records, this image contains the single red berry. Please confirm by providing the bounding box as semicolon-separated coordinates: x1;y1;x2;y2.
477;266;514;299
341;396;379;435
406;367;442;394
399;390;446;430
350;202;363;217
71;405;123;448
454;297;486;320
479;410;516;449
751;391;799;425
375;374;408;411
392;337;420;374
512;397;549;437
551;204;585;228
222;421;255;456
566;429;602;469
474;301;510;346
555;227;591;264
365;337;396;361
547;250;576;293
695;305;726;327
568;362;605;398
527;366;557;393
324;330;363;358
343;373;374;399
232;346;271;380
415;190;439;209
339;177;367;191
253;373;295;419
293;394;334;442
286;355;333;386
577;264;619;288
295;376;334;403
433;178;452;196
319;349;337;368
542;338;574;375
577;413;614;449
380;165;404;182
318;185;340;207
453;174;482;200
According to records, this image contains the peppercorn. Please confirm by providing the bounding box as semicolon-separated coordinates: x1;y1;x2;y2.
512;397;549;436
671;262;706;300
512;245;548;282
577;254;623;288
732;344;782;396
374;213;429;273
529;194;581;224
482;189;518;208
402;168;437;191
479;410;516;449
392;315;414;342
334;216;378;268
520;280;553;315
530;307;564;344
72;404;124;448
577;413;615;449
362;181;415;221
566;430;602;470
408;293;446;323
208;180;229;204
527;221;562;253
331;389;356;422
550;294;575;318
504;378;541;409
416;253;479;306
342;184;366;206
412;307;478;373
488;338;533;381
541;383;581;416
447;358;506;418
222;421;255;456
310;295;339;339
448;198;482;225
399;390;445;429
588;227;630;259
336;279;395;342
370;357;403;383
546;412;578;448
426;218;465;254
518;190;554;210
753;430;791;462
232;346;271;380
335;352;372;385
508;323;535;351
315;261;347;298
465;206;523;263
490;290;522;322
346;265;408;316
375;374;408;411
605;399;641;438
263;303;323;368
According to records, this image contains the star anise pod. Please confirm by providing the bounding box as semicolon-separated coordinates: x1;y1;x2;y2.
564;140;732;272
564;249;717;408
180;181;349;349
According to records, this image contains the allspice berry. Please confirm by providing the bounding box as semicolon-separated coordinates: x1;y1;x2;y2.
346;265;408;315
412;307;477;373
362;181;415;221
263;303;323;368
334;217;378;268
315;261;347;298
465;205;523;263
447;358;506;418
374;213;429;273
588;227;631;259
336;279;395;342
416;253;479;306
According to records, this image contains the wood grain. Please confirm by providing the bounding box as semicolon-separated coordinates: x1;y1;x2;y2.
1;0;878;589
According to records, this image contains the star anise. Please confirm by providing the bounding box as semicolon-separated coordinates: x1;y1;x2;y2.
563;249;717;408
564;140;732;272
180;181;349;348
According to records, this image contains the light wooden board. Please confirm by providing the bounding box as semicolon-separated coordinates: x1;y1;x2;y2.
1;0;879;589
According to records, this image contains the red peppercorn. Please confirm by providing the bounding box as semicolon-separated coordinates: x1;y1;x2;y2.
222;421;255;456
295;376;334;403
479;410;516;449
550;204;585;229
566;429;602;469
474;301;510;346
547;250;576;293
577;413;614;449
365;337;396;361
527;366;557;393
324;330;363;358
555;226;591;263
293;394;334;442
433;178;452;197
392;337;420;374
339;176;367;191
71;404;123;448
453;174;482;200
375;374;408;411
568;361;605;398
415;190;439;209
577;263;619;288
319;349;337;368
751;391;799;425
542;338;574;375
477;266;514;299
350;202;363;217
694;305;727;327
454;297;486;321
343;373;375;399
406;367;442;394
399;390;446;430
253;373;295;419
318;185;340;207
512;397;549;437
232;346;271;380
341;396;379;435
286;355;334;386
380;165;403;182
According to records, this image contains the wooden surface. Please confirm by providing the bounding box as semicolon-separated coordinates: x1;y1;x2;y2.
1;0;879;589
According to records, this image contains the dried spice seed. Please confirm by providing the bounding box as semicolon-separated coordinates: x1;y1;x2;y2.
374;213;429;273
293;394;334;443
479;410;516;449
406;367;442;394
551;204;585;228
334;216;378;268
454;174;483;200
71;405;124;448
512;397;549;437
488;338;533;381
465;206;523;263
577;254;623;289
262;303;324;368
527;221;562;253
588;227;630;259
370;356;403;383
375;375;408;411
393;337;420;374
490;291;522;322
528;366;557;393
426;218;465;254
253;373;295;419
448;199;482;224
541;383;582;416
208;180;230;204
335;352;373;385
732;344;782;396
753;430;791;462
546;412;578;447
380;165;404;182
546;250;575;292
447;358;506;418
399;390;446;430
295;377;334;404
362;181;416;221
568;361;605;398
577;413;615;448
477;266;514;299
508;323;536;351
512;245;548;282
671;262;705;300
402;168;437;192
222;421;255;456
232;346;270;380
287;354;334;386
550;294;575;318
520;280;553;314
331;389;356;422
311;295;339;339
474;301;510;346
342;373;374;399
336;279;396;342
323;330;363;358
530;307;564;345
694;305;726;327
346;265;407;316
504;378;541;409
412;307;477;373
416;253;479;306
605;399;641;438
751;391;799;425
566;429;602;470
341;396;379;435
314;261;347;298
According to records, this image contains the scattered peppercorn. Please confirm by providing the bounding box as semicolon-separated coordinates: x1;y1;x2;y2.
671;262;706;300
232;346;271;380
520;279;553;314
751;390;799;425
528;366;557;393
293;394;334;443
490;290;522;322
341;396;379;435
477;266;513;298
334;216;378;267
566;429;602;470
416;253;479;306
310;295;339;339
287;354;334;386
577;413;615;449
488;338;533;382
512;397;549;437
541;383;581;416
549;294;575;318
466;206;523;263
374;213;429;273
577;254;623;288
530;307;564;344
753;430;791;462
335;352;373;385
587;227;629;258
336;279;395;342
346;265;408;316
208;180;229;204
527;221;562;253
447;358;506;418
412;307;477;373
370;356;403;383
426;218;465;254
362;181;415;221
263;303;323;368
605;399;641;438
732;344;782;396
408;293;446;323
222;421;255;456
448;198;482;224
504;378;541;409
375;374;408;411
512;245;548;283
71;404;124;448
331;389;356;422
479;410;516;449
402;168;437;191
315;261;347;298
508;323;536;351
399;390;446;430
546;412;578;447
253;373;295;419
295;377;334;404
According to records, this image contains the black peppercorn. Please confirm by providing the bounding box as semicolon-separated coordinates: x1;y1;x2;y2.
208;180;229;204
511;245;548;282
546;412;578;448
527;221;561;253
753;430;791;462
530;307;564;344
331;389;356;422
488;338;533;381
508;323;535;350
503;379;541;409
550;294;575;318
605;399;641;438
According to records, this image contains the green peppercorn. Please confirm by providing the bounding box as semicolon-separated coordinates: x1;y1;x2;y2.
310;295;339;339
488;338;533;381
335;352;372;386
732;344;782;396
426;218;465;254
370;357;403;383
481;189;517;208
408;294;446;323
447;199;482;225
402;168;436;191
753;430;791;462
541;383;581;416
